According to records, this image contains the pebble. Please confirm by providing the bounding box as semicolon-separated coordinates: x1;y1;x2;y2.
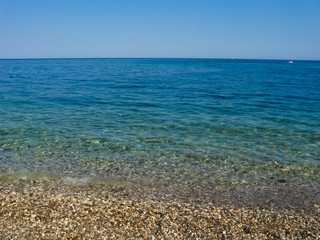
277;179;287;183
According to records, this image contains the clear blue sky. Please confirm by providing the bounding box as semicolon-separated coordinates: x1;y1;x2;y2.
1;0;319;60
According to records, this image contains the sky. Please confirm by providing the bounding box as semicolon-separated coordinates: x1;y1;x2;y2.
0;0;320;60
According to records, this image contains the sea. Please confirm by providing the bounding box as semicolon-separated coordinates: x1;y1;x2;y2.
0;58;319;205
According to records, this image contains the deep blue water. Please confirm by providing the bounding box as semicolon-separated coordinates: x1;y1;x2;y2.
0;58;320;185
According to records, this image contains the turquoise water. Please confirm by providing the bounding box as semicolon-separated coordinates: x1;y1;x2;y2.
0;58;320;186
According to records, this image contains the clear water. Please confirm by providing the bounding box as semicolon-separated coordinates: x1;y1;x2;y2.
0;58;320;186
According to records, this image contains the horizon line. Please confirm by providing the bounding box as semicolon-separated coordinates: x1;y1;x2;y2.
0;57;319;61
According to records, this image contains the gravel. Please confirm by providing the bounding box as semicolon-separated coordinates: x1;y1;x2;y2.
0;180;319;239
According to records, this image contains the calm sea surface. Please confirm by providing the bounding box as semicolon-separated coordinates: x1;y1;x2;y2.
0;58;320;188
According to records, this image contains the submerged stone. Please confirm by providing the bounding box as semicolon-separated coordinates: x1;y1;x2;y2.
277;179;286;183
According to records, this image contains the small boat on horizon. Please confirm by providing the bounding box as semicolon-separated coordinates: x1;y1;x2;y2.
289;61;293;64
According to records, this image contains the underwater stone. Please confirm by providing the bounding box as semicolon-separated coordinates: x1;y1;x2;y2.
277;179;286;183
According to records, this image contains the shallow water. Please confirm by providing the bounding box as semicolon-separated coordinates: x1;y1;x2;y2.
0;58;320;189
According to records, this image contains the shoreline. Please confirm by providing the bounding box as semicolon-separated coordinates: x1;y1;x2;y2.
1;179;319;239
1;170;320;210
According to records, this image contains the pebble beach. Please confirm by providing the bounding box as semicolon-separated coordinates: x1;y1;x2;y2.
0;178;319;239
2;0;320;237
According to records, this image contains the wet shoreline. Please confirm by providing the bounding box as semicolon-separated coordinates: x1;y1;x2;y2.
1;169;320;211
